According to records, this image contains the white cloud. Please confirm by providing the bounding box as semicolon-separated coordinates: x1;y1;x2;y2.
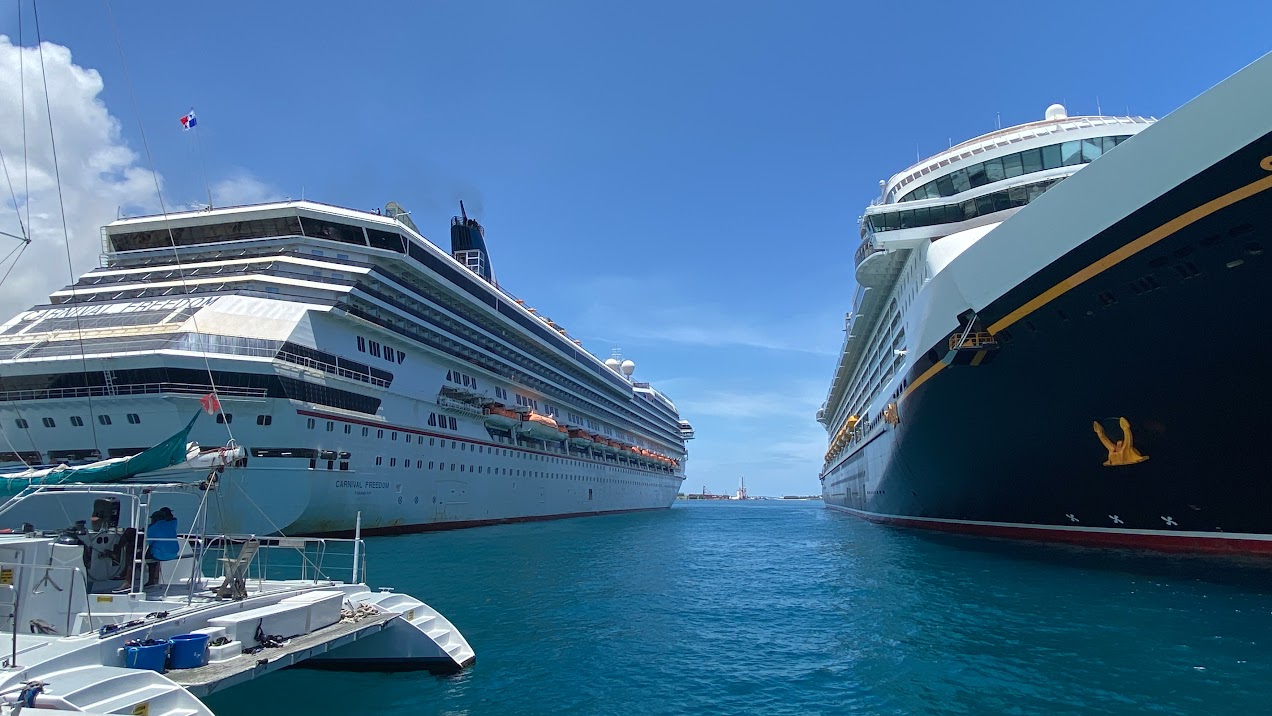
210;175;283;208
622;318;837;356
0;35;159;318
572;274;840;357
677;385;823;420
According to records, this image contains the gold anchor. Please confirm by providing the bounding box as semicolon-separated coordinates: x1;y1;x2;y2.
1092;417;1149;466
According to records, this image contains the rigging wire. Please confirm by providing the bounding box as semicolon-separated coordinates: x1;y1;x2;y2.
32;0;103;451
99;0;300;538
1;1;38;466
19;0;30;238
0;149;29;243
100;0;236;448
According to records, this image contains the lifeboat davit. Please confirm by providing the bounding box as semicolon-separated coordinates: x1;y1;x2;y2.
518;411;562;440
483;405;520;429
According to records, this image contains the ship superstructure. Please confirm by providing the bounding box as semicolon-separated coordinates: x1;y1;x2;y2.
818;49;1272;554
820;106;1149;461
0;200;691;535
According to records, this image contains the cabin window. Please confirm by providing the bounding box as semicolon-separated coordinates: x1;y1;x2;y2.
257;415;272;426
357;336;365;352
14;419;27;429
41;418;55;428
70;416;83;427
126;413;141;424
307;418;315;429
298;217;367;246
216;413;233;424
98;415;112;426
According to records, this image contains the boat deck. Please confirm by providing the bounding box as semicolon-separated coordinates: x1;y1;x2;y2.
166;611;399;698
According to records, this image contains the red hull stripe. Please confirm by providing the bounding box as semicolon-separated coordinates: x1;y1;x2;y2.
298;506;668;538
827;504;1272;555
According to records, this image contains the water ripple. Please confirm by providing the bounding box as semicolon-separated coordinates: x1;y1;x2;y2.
206;501;1272;715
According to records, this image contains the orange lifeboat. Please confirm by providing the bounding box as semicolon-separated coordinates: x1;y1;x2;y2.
518;411;562;440
483;405;520;429
568;428;594;447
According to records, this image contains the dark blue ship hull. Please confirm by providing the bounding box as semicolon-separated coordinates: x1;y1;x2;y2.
825;129;1272;554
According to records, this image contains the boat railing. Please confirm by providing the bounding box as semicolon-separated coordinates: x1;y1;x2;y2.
0;560;95;637
192;534;367;587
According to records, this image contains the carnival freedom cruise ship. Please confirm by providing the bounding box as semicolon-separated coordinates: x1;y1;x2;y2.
818;50;1272;555
0;201;691;536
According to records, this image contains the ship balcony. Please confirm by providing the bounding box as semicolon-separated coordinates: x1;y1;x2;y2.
853;237;883;267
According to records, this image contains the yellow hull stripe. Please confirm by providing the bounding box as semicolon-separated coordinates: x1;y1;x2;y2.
970;350;987;366
988;161;1272;335
901;157;1272;404
901;357;947;401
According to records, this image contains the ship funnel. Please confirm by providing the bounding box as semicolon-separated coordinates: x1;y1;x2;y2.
451;201;493;283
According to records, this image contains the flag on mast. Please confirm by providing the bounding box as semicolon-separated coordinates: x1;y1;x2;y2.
199;392;221;416
180;110;197;130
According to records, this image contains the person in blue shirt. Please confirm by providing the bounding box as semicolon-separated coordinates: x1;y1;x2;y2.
116;507;179;590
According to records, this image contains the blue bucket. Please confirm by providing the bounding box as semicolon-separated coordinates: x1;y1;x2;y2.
124;640;170;672
168;633;209;669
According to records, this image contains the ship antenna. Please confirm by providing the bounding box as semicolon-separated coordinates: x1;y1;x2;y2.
460;200;468;222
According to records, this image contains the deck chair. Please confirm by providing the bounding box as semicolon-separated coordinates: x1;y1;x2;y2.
215;539;260;600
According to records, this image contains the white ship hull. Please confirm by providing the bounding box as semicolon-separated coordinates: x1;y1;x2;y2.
0;202;689;537
0;390;681;538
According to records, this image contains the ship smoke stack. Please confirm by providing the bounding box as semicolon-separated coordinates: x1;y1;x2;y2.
451;200;493;283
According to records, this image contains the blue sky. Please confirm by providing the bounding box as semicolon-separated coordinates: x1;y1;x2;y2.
0;0;1268;496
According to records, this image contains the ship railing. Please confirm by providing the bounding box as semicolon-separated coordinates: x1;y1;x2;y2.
275;350;390;388
948;331;998;350
192;534;367;588
854;237;883;267
0;382;268;403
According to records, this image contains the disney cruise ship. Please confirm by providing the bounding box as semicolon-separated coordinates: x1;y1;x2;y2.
818;50;1272;554
0;201;691;536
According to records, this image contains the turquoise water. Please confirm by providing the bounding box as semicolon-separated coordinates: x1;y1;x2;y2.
205;501;1272;715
